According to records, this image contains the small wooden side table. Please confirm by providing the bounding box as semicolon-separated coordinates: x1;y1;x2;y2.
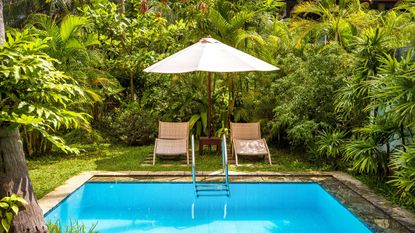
199;137;221;155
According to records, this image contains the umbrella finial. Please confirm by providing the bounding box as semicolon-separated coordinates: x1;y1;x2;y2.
200;36;218;44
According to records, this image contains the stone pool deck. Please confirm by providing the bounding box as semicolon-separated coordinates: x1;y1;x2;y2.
39;171;415;233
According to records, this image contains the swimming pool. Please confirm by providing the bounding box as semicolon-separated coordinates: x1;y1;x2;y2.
45;182;372;233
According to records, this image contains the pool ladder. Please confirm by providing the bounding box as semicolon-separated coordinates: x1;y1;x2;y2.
191;135;230;197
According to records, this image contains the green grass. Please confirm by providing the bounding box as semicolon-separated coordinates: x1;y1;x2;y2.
27;144;322;199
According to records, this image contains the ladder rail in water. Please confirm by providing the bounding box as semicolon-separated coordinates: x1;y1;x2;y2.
192;134;196;188
192;134;230;197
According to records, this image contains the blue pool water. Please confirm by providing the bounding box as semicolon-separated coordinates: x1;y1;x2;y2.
45;182;372;233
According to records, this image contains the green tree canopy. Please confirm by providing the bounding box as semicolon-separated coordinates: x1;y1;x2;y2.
0;29;90;152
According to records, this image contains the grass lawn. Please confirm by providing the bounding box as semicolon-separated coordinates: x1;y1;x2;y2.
27;143;323;199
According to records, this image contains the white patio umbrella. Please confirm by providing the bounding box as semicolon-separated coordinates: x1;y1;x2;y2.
144;37;279;137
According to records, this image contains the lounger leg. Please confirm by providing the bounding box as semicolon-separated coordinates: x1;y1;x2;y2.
263;139;272;166
232;143;239;166
231;143;235;158
153;141;157;166
233;144;239;166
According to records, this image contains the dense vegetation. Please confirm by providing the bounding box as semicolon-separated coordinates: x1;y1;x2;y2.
1;0;415;219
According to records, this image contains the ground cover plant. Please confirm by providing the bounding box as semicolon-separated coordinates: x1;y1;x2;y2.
0;0;415;231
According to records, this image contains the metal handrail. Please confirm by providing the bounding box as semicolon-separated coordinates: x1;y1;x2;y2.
222;134;229;186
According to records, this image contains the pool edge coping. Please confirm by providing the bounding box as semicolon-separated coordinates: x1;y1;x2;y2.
38;171;415;232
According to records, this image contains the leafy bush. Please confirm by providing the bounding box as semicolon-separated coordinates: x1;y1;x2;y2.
314;129;347;166
0;30;90;154
47;222;98;233
344;136;389;175
63;128;105;145
269;45;352;148
389;144;415;205
0;194;27;233
101;103;157;146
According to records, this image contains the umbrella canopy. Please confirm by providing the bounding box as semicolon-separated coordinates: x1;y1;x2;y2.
144;37;279;73
144;37;279;137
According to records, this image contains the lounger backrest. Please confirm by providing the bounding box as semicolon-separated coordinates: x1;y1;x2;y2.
159;121;189;139
230;122;261;140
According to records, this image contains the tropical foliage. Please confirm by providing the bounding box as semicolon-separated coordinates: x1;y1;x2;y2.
0;29;90;153
2;0;415;214
0;194;27;233
47;221;98;233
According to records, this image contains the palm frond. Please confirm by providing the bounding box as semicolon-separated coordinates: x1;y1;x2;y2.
207;9;230;38
228;11;255;32
60;15;89;42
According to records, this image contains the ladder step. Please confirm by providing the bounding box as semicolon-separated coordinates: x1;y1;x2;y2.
196;188;229;192
196;184;229;191
196;183;228;187
196;193;229;197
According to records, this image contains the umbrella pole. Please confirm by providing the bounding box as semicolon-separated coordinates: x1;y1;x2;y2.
207;72;212;138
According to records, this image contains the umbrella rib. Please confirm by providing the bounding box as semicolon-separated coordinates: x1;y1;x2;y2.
195;42;209;71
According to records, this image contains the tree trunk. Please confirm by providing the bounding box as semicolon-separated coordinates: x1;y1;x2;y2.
130;71;135;101
0;0;4;45
118;0;125;14
0;127;47;233
0;3;47;232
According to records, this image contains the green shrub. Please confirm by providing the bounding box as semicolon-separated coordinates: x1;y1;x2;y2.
344;136;389;175
314;129;347;167
63;128;105;145
269;45;352;149
102;103;157;146
389;144;415;206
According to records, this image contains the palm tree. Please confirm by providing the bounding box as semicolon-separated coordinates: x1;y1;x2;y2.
334;27;390;126
381;10;414;48
1;28;91;232
196;0;269;127
291;0;377;49
370;51;415;132
0;0;4;41
198;0;264;47
22;14;119;155
27;13;119;105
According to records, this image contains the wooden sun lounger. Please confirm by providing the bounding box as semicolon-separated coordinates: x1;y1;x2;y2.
153;121;189;165
230;122;272;166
